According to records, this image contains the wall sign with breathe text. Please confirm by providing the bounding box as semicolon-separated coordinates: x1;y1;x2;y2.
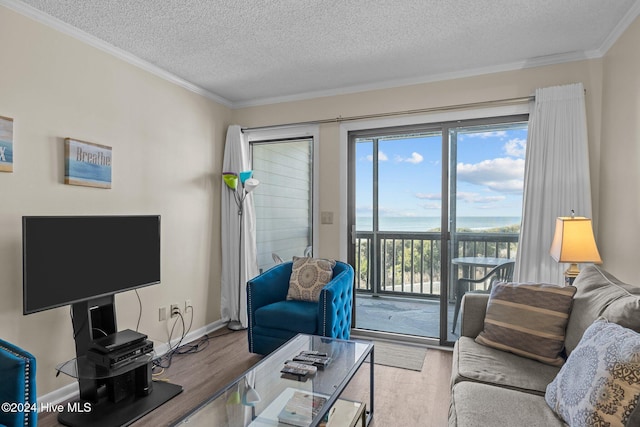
64;138;112;189
0;115;13;173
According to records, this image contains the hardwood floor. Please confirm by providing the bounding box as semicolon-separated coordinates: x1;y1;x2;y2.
38;329;452;427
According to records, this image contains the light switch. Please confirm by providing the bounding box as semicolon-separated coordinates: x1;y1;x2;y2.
321;211;334;224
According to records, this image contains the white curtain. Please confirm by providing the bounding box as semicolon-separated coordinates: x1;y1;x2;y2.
221;125;259;327
515;83;592;284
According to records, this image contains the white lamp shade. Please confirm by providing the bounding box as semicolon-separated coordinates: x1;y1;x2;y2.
549;217;602;264
242;386;261;406
244;178;260;193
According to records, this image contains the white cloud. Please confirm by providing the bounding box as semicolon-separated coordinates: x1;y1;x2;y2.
457;157;524;193
365;150;388;162
415;193;442;210
406;152;423;164
420;202;441;210
466;131;507;139
504;138;526;158
456;192;506;204
394;151;424;164
415;192;441;200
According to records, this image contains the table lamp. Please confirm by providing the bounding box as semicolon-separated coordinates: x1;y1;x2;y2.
549;215;602;285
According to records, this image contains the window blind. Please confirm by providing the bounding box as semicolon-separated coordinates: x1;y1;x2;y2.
252;138;313;272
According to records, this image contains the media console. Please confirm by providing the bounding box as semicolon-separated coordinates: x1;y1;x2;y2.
55;296;182;427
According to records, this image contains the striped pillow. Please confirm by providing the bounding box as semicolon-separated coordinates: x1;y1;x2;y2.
475;282;577;366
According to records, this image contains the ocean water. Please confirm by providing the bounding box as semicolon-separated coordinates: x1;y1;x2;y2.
356;216;521;232
65;158;111;183
0;140;12;164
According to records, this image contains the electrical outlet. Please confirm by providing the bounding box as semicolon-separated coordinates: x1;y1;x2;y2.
185;299;192;312
159;306;167;321
170;304;180;318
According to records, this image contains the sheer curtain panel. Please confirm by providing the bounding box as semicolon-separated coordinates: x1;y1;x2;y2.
515;83;593;284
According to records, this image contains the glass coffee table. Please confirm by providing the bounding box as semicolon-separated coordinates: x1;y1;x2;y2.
172;334;374;426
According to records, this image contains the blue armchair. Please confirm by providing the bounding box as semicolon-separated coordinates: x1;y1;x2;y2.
0;339;37;427
247;261;354;355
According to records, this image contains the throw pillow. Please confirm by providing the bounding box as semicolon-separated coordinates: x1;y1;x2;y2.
287;257;336;302
565;265;640;356
545;318;640;426
475;282;577;366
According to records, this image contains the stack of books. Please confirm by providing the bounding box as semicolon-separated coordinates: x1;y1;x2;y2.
277;391;328;427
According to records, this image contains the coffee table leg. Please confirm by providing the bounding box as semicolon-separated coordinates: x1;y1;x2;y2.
368;346;374;425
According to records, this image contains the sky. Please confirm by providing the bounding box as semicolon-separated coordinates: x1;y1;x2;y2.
355;123;528;219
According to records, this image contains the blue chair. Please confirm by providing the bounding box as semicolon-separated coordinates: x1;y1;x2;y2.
247;261;354;355
0;339;37;427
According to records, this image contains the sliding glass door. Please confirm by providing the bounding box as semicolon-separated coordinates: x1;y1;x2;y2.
349;115;528;344
349;126;445;339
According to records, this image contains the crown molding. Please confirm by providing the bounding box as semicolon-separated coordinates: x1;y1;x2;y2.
0;0;234;108
230;51;600;109
596;0;640;56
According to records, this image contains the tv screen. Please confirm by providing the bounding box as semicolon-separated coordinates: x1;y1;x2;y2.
23;215;161;314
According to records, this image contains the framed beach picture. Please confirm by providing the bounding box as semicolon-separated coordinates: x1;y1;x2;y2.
64;138;112;189
0;116;13;173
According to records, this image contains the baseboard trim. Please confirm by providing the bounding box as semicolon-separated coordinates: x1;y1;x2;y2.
38;319;227;405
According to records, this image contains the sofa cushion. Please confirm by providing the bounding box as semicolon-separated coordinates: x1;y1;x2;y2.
255;300;318;334
452;336;560;395
450;381;564;427
565;265;640;355
287;257;336;302
546;319;640;426
475;282;576;366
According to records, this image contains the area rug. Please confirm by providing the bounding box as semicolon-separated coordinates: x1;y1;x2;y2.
371;341;427;371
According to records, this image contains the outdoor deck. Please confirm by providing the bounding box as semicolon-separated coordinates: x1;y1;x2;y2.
352;230;517;342
355;293;459;342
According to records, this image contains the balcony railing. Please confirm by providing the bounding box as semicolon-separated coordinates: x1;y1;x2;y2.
354;231;519;299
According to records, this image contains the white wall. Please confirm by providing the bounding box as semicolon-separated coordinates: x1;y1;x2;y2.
0;6;230;395
599;15;640;283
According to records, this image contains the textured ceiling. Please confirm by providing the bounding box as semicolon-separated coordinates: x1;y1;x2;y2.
8;0;640;107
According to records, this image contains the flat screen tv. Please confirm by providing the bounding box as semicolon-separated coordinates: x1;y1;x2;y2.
23;215;161;314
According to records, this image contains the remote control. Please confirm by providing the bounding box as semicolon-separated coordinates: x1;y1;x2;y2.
281;366;311;376
285;361;318;373
300;351;328;357
293;355;328;364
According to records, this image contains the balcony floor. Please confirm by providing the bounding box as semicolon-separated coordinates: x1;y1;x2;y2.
354;293;460;342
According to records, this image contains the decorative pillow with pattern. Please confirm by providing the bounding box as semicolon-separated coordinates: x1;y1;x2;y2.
287;257;336;302
545;318;640;426
475;282;577;366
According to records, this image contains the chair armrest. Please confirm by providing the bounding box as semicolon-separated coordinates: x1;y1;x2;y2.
247;262;293;322
318;262;354;338
460;293;489;338
0;340;37;427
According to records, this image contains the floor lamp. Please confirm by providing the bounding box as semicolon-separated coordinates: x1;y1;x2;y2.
223;170;260;330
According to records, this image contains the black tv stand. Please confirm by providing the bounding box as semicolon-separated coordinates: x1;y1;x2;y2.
56;296;182;427
58;381;182;427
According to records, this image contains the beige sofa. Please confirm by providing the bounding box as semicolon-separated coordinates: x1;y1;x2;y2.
449;265;640;427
